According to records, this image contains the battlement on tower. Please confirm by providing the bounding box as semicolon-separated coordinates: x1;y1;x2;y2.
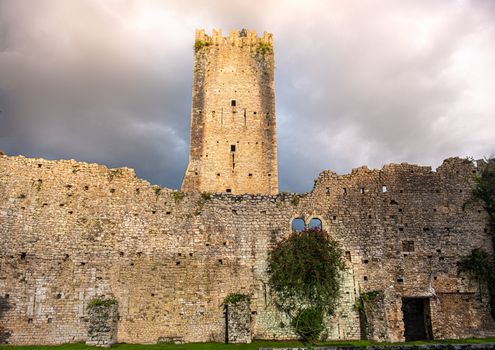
184;28;278;195
195;28;273;48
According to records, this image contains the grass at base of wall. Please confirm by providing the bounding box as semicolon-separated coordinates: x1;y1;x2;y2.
2;338;495;350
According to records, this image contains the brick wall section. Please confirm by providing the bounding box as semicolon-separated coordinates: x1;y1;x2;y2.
182;29;279;195
0;154;493;344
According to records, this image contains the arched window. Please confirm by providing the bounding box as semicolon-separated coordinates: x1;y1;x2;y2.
291;218;305;232
308;218;322;231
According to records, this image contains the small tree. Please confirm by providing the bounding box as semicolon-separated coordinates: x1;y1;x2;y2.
267;228;344;343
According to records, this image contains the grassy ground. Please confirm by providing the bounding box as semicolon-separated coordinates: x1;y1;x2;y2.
2;338;495;350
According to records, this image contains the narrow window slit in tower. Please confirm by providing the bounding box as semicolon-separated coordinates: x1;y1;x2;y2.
231;100;236;107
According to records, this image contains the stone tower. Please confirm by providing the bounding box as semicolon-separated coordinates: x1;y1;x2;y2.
181;29;278;195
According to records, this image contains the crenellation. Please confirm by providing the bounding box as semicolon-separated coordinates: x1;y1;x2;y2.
195;29;273;49
1;28;494;345
3;153;493;344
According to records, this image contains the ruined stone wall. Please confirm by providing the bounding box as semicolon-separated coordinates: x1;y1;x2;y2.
0;154;493;344
182;29;278;195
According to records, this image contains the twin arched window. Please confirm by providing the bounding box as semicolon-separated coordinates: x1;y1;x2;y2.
291;217;323;232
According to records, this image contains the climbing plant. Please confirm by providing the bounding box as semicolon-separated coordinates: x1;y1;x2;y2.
458;249;495;318
473;158;495;244
88;297;118;309
223;293;248;305
267;228;344;343
194;39;210;52
256;41;272;56
459;158;495;318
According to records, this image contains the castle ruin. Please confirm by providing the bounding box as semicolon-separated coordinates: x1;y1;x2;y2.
182;29;278;195
0;29;493;345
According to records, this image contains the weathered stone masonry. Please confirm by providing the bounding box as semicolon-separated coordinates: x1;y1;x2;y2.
0;29;494;346
0;154;493;344
182;29;278;195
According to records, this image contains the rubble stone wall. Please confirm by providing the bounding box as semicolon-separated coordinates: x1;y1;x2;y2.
0;154;493;344
226;299;251;344
86;301;118;347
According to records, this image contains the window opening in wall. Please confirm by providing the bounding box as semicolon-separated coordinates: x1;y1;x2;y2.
402;241;415;252
231;144;236;152
345;251;351;261
248;173;253;177
226;188;232;193
308;218;322;231
360;188;365;194
382;185;387;192
342;188;347;195
231;100;236;107
291;218;305;232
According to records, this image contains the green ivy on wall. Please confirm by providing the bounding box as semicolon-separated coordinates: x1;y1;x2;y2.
267;228;344;343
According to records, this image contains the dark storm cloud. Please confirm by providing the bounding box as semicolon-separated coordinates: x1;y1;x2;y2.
1;0;494;192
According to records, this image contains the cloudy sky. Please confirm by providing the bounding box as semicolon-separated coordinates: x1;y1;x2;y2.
0;0;494;192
